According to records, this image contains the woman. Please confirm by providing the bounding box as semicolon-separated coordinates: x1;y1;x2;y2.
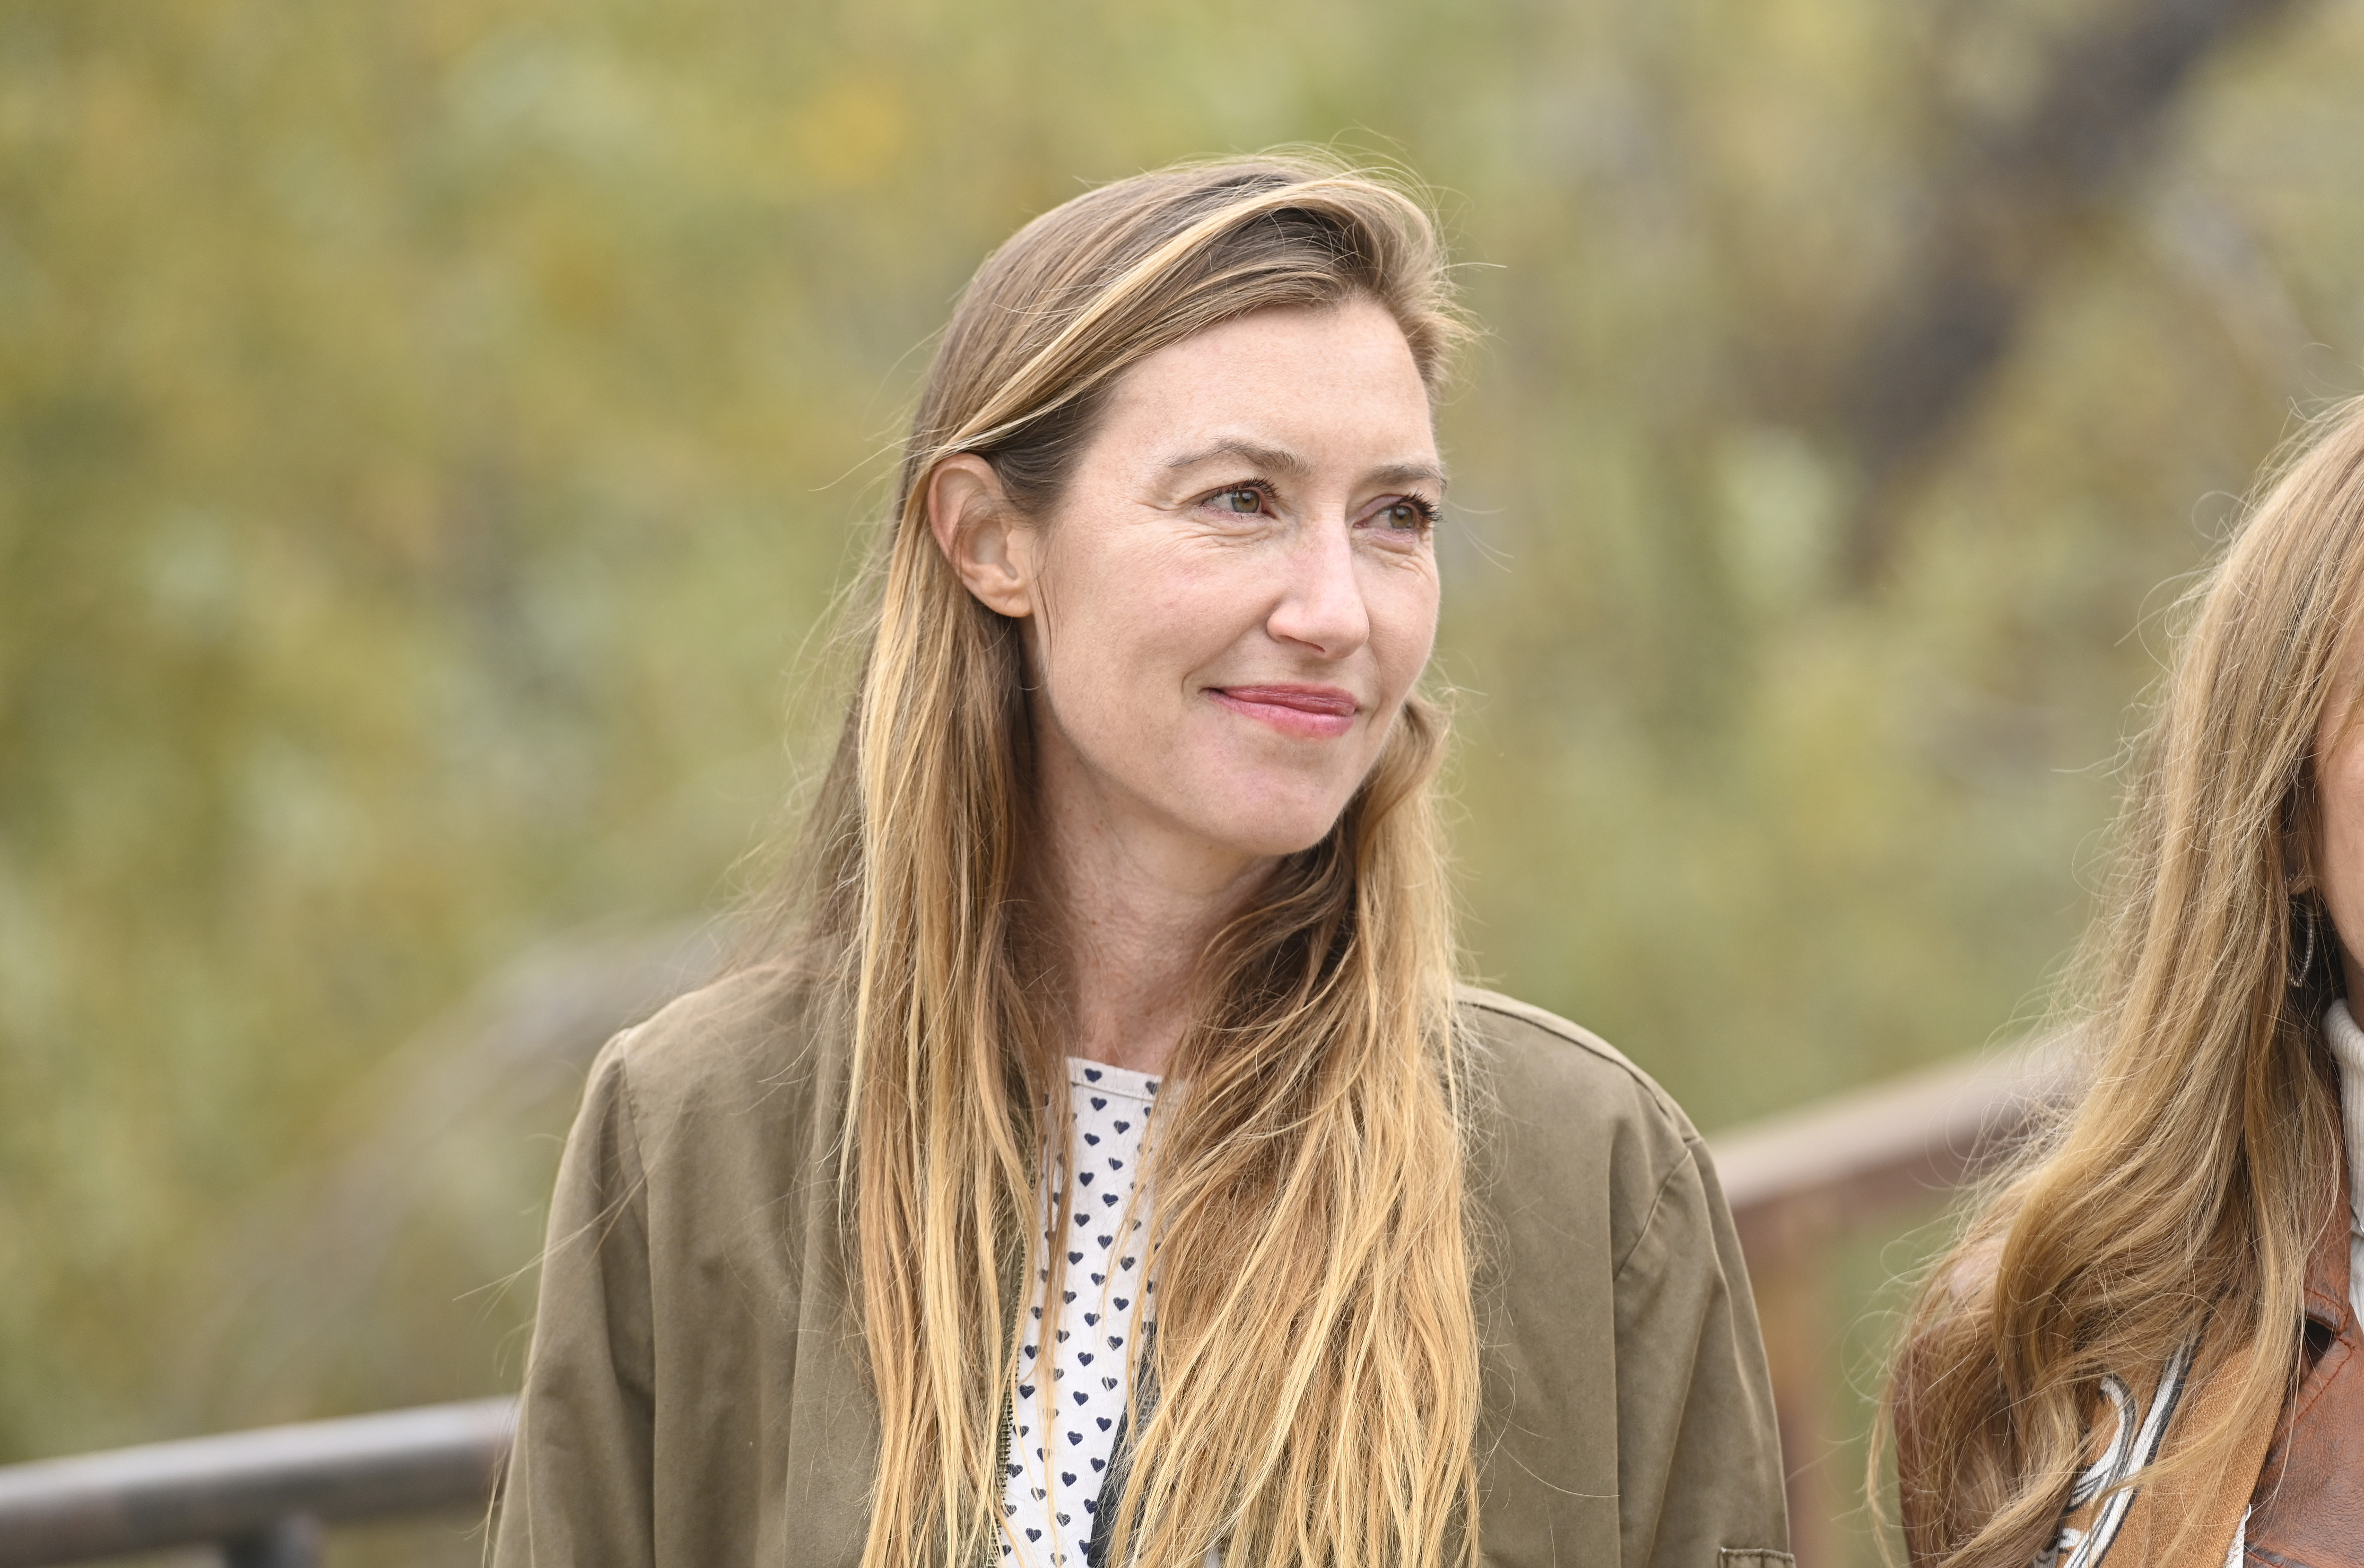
493;155;1787;1568
1888;400;2364;1566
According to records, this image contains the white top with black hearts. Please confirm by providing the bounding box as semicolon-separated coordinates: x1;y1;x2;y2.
1001;1058;1162;1568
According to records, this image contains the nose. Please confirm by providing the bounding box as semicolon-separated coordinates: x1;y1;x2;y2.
1265;522;1370;660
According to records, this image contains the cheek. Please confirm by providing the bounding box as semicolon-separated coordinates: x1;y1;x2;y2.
1050;542;1264;667
1035;540;1234;730
1366;566;1440;691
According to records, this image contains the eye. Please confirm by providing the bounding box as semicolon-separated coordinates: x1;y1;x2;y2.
1215;484;1267;515
1372;496;1441;533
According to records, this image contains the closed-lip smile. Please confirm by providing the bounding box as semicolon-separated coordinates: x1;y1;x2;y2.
1207;684;1360;739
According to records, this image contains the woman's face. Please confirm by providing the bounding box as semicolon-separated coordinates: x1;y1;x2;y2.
934;298;1443;875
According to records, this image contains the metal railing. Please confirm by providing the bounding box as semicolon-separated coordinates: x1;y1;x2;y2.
0;1400;512;1567
0;1043;2064;1567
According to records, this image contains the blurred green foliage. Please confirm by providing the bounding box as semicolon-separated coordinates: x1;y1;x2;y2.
6;0;2364;1549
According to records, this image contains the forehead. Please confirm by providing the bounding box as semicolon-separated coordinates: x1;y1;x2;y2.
1093;300;1436;462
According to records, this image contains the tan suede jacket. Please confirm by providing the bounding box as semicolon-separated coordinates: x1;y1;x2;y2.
491;974;1791;1568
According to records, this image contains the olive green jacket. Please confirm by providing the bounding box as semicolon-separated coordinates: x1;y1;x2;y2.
491;975;1790;1568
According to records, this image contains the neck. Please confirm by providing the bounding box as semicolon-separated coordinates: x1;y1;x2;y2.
1037;782;1272;1081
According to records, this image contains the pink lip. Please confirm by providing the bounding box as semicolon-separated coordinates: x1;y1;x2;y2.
1207;684;1361;739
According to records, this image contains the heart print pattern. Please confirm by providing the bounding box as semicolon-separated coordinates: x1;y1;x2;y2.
1000;1058;1160;1568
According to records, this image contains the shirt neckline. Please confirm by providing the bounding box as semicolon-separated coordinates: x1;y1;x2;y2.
1065;1056;1162;1103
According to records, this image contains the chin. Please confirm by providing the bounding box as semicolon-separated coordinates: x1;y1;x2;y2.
1196;792;1355;859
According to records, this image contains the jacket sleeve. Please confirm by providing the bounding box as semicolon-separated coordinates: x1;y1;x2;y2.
1612;1135;1791;1566
493;1034;657;1568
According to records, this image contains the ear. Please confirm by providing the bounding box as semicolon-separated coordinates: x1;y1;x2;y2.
926;454;1038;619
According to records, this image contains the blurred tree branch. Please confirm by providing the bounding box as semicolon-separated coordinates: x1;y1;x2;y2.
1828;0;2305;589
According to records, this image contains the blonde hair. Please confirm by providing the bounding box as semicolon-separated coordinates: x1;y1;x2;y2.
755;155;1480;1568
1883;399;2364;1564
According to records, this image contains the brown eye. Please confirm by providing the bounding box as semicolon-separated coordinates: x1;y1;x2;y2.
1221;486;1264;514
1379;499;1435;531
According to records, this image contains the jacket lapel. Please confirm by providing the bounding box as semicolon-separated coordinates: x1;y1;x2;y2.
2042;1151;2350;1568
2038;1334;2269;1568
2243;1143;2364;1567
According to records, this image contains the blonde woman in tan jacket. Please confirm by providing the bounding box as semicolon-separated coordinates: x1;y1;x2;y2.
1889;402;2364;1566
491;156;1788;1568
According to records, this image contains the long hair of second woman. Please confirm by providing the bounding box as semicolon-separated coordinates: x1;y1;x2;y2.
1879;399;2364;1566
737;155;1483;1568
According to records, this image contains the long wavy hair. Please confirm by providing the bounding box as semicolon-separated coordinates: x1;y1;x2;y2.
746;155;1480;1568
1882;399;2364;1564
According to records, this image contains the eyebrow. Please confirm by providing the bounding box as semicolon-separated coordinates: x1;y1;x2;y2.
1366;460;1450;492
1165;439;1448;491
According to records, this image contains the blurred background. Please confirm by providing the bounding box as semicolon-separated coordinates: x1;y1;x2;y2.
6;0;2363;1559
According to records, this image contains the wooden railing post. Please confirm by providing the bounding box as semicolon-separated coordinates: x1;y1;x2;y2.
1710;1040;2067;1561
1754;1254;1838;1566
